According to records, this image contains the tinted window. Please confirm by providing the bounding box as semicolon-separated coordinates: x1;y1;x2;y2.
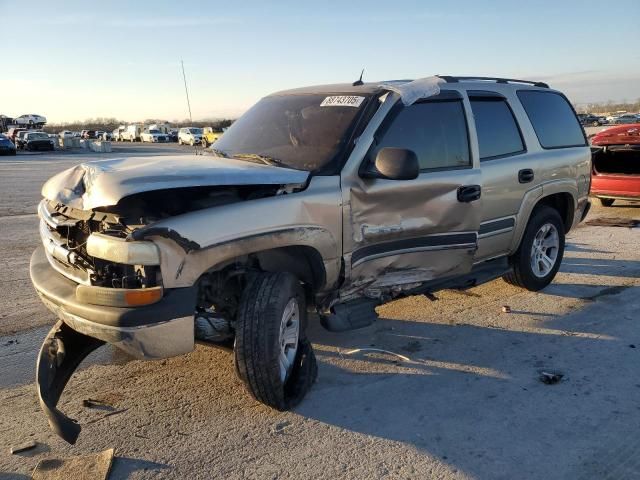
470;98;524;160
517;91;586;148
372;100;470;170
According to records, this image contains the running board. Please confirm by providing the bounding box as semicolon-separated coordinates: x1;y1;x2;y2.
320;299;379;332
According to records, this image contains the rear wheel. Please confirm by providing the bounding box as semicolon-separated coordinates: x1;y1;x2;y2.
599;198;615;207
234;272;317;410
503;206;565;291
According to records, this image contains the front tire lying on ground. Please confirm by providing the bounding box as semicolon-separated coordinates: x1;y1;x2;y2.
234;272;317;410
503;205;565;291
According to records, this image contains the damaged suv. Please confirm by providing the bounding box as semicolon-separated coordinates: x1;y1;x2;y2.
31;76;591;443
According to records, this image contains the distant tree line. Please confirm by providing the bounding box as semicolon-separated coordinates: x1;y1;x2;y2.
574;99;640;114
43;117;234;133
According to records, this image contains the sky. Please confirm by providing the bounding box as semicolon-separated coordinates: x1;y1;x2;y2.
1;0;638;123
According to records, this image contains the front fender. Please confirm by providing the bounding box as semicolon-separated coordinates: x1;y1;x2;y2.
152;226;340;291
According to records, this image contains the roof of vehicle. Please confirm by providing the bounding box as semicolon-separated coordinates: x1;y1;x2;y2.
592;124;640;146
271;76;552;97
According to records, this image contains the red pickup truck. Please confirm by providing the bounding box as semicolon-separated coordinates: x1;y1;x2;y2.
591;124;640;206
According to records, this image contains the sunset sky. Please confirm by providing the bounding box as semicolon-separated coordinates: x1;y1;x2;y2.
1;0;638;123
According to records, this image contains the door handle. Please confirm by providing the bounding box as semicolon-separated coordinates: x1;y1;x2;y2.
457;185;481;203
518;168;534;183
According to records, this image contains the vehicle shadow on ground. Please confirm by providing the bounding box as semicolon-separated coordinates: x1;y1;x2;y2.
559;257;640;277
301;284;640;479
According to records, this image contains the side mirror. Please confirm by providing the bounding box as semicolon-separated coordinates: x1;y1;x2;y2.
362;147;419;180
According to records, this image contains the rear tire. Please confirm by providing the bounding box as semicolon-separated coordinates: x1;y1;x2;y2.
234;272;316;410
599;198;615;207
503;206;565;291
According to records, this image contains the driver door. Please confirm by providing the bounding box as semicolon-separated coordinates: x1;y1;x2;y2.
341;92;482;296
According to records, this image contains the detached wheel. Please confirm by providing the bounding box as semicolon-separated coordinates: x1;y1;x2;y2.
503;206;565;291
234;272;317;410
599;198;615;207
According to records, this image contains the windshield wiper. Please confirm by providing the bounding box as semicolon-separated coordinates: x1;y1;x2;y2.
206;148;229;158
232;153;284;167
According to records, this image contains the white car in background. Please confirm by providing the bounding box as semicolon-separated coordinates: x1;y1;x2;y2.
178;127;203;146
15;114;47;127
58;130;74;138
141;129;169;143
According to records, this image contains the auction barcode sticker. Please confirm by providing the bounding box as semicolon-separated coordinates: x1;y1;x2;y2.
320;96;365;107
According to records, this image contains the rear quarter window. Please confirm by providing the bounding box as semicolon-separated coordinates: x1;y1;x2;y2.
469;96;525;160
517;90;586;149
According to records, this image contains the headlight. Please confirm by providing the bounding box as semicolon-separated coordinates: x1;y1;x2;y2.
87;233;160;265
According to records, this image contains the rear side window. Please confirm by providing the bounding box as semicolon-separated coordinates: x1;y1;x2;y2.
469;97;524;160
517;91;586;149
372;100;470;170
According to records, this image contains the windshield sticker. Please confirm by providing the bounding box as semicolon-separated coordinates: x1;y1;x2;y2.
320;96;365;107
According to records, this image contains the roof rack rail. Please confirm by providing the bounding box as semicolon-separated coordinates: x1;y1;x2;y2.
437;76;549;89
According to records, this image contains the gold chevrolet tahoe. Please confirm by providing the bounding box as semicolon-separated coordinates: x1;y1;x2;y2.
31;76;591;443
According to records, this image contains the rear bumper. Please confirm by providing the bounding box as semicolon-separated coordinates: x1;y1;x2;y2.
591;174;640;200
31;246;197;443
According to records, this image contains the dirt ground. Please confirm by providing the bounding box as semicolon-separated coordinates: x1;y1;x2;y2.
0;145;639;479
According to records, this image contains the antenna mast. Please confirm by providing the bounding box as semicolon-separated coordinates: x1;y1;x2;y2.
181;60;199;154
181;60;193;123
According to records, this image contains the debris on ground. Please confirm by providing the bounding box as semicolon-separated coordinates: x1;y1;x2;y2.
630;344;636;349
585;217;640;228
539;371;564;385
32;448;114;480
502;305;511;313
82;398;115;410
341;348;412;362
10;440;37;454
272;421;292;434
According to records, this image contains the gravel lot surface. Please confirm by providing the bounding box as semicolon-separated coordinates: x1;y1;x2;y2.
0;144;639;479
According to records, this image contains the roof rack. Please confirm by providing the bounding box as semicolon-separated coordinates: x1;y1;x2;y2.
437;76;549;89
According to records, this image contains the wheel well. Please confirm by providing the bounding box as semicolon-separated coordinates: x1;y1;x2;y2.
254;246;326;292
535;193;574;231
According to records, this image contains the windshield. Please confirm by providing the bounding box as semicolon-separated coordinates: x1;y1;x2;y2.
212;93;369;173
149;129;161;134
188;128;202;134
29;133;49;140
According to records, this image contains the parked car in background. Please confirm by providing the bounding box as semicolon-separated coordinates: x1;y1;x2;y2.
6;127;26;142
112;126;126;141
590;124;640;206
202;127;223;147
82;130;97;139
178;127;203;145
577;113;603;127
121;124;142;142
14;130;30;149
14;114;47;128
0;134;17;156
613;113;639;125
141;129;169;143
23;131;55;151
167;129;178;142
58;130;74;138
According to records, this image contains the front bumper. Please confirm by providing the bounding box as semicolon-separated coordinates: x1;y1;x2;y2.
30;246;197;443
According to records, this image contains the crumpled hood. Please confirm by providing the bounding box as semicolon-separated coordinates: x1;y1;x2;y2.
42;155;310;210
